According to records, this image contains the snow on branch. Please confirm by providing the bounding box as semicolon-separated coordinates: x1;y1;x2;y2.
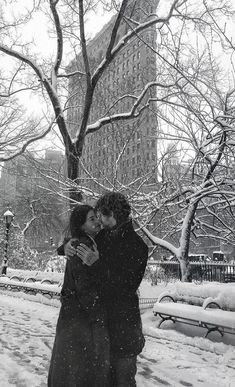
0;45;45;81
85;81;172;134
0;122;53;162
58;70;86;79
49;0;63;77
133;218;178;256
92;0;180;84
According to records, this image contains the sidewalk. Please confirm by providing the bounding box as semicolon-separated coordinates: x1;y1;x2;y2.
0;293;234;386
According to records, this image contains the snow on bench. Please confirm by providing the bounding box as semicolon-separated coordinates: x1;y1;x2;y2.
0;276;155;311
153;302;235;337
153;282;235;337
0;276;61;298
157;282;235;311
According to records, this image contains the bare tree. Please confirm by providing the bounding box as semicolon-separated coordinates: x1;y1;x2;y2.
1;0;235;281
128;5;235;280
0;0;184;203
0;93;48;160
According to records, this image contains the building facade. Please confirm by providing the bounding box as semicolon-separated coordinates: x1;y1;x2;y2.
67;0;159;192
0;150;67;251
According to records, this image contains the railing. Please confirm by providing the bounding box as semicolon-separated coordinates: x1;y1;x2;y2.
139;297;159;309
0;276;61;299
0;276;158;310
147;261;235;284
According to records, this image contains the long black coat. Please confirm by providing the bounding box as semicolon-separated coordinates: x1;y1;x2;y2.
95;220;148;358
48;235;110;387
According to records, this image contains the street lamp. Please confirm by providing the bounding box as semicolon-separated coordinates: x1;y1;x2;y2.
1;209;14;275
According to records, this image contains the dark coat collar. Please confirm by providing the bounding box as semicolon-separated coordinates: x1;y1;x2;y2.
109;219;133;238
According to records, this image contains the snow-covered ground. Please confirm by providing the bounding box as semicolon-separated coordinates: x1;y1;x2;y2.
0;279;235;386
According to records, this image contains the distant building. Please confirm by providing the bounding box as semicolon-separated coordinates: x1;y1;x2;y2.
0;150;67;251
0;153;37;205
0;150;66;204
67;0;159;192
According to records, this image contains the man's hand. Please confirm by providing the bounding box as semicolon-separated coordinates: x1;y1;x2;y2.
64;239;77;258
76;244;99;266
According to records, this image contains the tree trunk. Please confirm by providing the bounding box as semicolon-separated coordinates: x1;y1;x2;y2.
178;202;198;282
179;259;191;282
66;148;83;207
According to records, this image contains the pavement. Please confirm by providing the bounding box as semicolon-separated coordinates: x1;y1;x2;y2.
0;292;234;387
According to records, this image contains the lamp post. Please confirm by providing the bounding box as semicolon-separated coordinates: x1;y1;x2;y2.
1;209;14;275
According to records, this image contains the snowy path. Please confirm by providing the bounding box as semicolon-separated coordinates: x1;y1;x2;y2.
137;335;234;387
0;293;234;387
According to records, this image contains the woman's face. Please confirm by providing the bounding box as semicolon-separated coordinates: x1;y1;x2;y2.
81;210;101;237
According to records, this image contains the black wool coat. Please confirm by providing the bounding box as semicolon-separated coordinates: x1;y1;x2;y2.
95;220;148;358
48;235;110;387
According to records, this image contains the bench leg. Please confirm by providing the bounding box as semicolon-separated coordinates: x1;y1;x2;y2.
203;324;223;338
158;314;176;328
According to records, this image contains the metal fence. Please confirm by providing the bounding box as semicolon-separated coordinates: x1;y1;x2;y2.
139;297;159;309
147;261;235;284
0;276;158;310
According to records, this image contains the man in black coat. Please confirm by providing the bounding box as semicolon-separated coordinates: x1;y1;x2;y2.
63;192;148;386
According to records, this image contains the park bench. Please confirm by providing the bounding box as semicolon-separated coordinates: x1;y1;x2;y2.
0;276;157;310
0;275;61;299
153;282;235;337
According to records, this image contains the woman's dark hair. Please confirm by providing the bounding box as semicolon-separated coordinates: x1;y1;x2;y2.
69;204;94;238
95;192;131;224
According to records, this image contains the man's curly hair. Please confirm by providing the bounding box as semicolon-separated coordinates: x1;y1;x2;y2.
95;192;131;224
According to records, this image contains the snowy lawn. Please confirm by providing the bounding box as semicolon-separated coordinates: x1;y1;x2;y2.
0;279;235;386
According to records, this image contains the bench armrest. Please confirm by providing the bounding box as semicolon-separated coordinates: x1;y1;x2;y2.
203;297;221;310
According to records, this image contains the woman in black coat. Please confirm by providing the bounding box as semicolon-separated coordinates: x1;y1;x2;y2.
48;205;110;387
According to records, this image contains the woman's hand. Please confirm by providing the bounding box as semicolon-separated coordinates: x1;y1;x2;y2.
76;244;99;266
64;239;77;258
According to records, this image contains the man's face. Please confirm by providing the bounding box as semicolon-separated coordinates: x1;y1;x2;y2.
97;211;117;229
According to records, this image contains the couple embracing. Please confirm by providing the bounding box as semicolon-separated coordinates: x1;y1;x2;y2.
48;192;148;387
